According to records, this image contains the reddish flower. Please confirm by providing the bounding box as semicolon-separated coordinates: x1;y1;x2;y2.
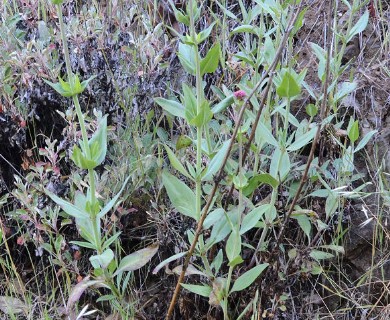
234;90;247;100
17;236;25;246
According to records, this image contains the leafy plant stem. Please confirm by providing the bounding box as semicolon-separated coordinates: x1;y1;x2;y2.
57;4;91;159
223;265;234;320
225;3;304;207
56;3;99;222
166;5;304;319
56;0;118;302
190;0;203;221
57;3;99;248
248;224;269;270
327;0;362;116
56;4;72;85
284;96;291;137
238;130;243;226
166;1;203;316
69;72;91;159
248;189;277;268
275;0;333;249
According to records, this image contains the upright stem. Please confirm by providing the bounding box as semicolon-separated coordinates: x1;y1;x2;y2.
189;0;203;223
56;5;72;83
57;5;90;158
56;4;98;248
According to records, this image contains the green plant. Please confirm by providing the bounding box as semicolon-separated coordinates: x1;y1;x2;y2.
42;0;158;315
153;0;378;319
153;1;303;318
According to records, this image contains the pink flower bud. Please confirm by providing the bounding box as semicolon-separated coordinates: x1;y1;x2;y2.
234;90;246;100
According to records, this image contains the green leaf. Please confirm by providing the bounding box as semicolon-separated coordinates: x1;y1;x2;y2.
235;52;255;66
43;79;71;97
233;172;248;190
347;10;369;42
263;36;276;65
230;263;269;293
243;174;279;196
310;43;326;81
71;145;98;169
203;208;225;229
211;94;234;114
287;127;317;151
189;100;213;127
256;121;278;147
276;71;301;98
211;249;223;274
181;284;212;298
231;25;258;34
264;205;277;224
202;139;231;181
206;212;231;247
76;216;99;247
89;249;114;269
325;193;338;218
270;147;291;182
97;176;130;219
102;232;122;250
88;115;107;166
162;170;198;220
176;135;192;150
80;75;97;92
45;74;92;98
291;7;307;35
355;130;377;152
226;230;241;262
278;149;291;182
152;251;187;274
59;76;73;93
171;4;190;26
228;255;244;267
348;120;359;143
240;204;270;235
182;84;197;123
154;97;185;118
164;145;192;180
197;22;216;44
309;250;334;261
178;43;196;75
288;248;297;259
113;243;159;276
334;81;357;103
306;104;318;117
69;240;97;250
292;213;311;241
45;191;89;219
200;43;220;76
71;114;108;170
